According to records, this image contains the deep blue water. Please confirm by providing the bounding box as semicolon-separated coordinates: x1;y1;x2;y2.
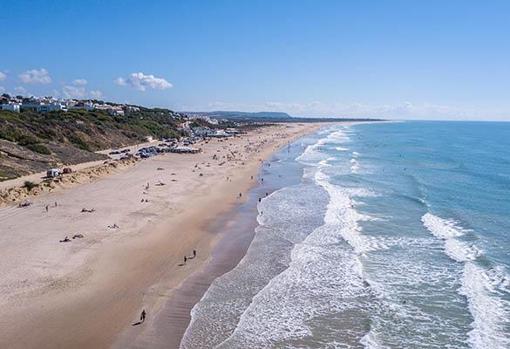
182;121;510;349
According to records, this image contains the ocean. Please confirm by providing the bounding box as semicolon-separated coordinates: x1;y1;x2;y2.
181;121;510;349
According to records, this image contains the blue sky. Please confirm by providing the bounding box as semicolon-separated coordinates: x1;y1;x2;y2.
1;0;510;120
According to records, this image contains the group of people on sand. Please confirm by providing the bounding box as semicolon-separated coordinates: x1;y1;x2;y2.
59;234;84;243
182;249;197;265
44;201;58;212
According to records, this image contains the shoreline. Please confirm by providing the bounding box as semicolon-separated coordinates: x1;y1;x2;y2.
115;122;341;348
114;178;262;349
114;143;292;349
0;122;326;349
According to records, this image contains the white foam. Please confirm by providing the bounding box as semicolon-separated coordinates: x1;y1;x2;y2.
296;128;350;164
350;158;360;173
422;213;468;239
315;169;385;254
295;142;328;164
422;213;510;348
215;224;371;348
361;331;390;349
324;129;350;144
461;263;510;349
421;213;478;262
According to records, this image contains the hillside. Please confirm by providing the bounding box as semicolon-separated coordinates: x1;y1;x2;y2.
0;108;184;181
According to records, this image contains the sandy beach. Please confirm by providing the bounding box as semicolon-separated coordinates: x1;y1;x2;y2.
0;122;322;349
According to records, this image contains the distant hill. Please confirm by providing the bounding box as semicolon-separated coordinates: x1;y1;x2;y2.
184;110;383;123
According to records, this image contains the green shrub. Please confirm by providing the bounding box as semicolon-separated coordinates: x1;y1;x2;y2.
25;143;51;155
68;135;91;151
0;125;23;142
23;181;38;191
17;134;39;146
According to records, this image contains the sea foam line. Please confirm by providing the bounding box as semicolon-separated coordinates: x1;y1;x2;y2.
313;154;387;348
422;213;510;349
296;128;350;163
314;169;383;255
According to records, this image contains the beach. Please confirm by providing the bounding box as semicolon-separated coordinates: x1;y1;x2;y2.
0;122;322;349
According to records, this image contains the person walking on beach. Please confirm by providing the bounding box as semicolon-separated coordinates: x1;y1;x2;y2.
45;205;49;212
140;309;146;323
184;256;187;264
193;249;196;258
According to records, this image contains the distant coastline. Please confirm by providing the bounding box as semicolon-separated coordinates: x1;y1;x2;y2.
183;110;385;123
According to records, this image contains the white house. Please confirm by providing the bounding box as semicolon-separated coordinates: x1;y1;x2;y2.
21;101;66;112
0;103;21;113
44;102;66;112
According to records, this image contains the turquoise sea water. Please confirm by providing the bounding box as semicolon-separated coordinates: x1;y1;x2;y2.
182;121;510;349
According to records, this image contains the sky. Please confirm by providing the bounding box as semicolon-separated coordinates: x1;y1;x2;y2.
1;0;510;120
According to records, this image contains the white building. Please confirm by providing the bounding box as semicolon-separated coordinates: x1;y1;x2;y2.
0;103;21;113
95;104;124;116
69;101;96;111
124;105;140;114
21;101;66;112
44;102;66;112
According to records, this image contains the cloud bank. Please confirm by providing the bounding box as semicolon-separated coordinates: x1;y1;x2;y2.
19;68;52;84
115;72;172;91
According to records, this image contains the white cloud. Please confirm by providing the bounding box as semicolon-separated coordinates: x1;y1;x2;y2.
63;85;86;99
0;86;5;93
0;72;6;81
114;77;127;86
90;90;103;99
62;83;102;99
72;79;87;86
19;68;52;84
114;72;172;91
14;86;27;94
